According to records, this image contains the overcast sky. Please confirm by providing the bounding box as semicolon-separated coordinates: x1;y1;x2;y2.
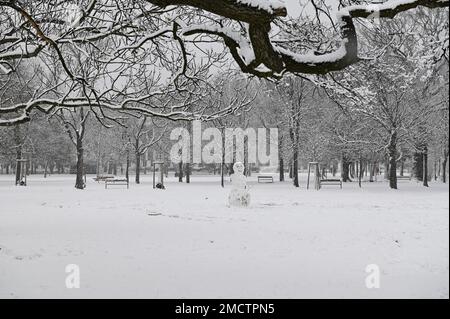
285;0;340;17
285;0;302;16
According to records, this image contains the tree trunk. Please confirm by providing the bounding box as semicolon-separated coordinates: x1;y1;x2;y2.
96;146;101;177
388;132;398;190
423;147;429;187
341;155;351;182
292;150;299;188
350;162;356;179
400;158;405;177
434;160;437;181
26;158;30;176
15;147;22;185
221;164;225;188
143;152;147;175
135;152;141;184
244;135;249;176
185;163;191;183
178;161;183;182
413;152;423;181
279;157;285;182
358;159;364;188
437;158;441;181
384;156;390;181
44;161;48;178
289;160;293;179
442;150;448;183
289;124;299;187
75;136;85;190
369;161;376;182
356;161;359;181
126;151;130;183
221;130;225;187
278;134;284;182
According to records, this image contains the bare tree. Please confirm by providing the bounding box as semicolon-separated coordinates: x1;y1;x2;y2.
56;107;90;189
129;116;166;184
1;0;448;126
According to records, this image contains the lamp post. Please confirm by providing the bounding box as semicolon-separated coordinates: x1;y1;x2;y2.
153;161;165;189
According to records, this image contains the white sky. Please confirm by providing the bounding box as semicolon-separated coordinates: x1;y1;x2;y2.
284;0;340;17
285;0;302;16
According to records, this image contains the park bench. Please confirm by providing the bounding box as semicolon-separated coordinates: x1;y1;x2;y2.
397;175;412;181
320;179;342;189
258;175;274;183
105;178;129;189
94;175;114;182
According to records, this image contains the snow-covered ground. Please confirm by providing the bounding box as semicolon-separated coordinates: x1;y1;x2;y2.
0;174;448;299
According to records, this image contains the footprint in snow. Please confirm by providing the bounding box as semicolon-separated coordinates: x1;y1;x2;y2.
15;253;43;261
261;203;279;207
147;212;162;216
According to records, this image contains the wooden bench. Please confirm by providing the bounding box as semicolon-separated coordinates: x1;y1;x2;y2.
320;179;342;189
258;175;274;183
105;178;129;189
397;176;412;181
94;175;114;182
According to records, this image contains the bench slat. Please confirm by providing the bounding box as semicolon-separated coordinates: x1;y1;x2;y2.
320;179;342;189
105;179;129;189
258;176;274;183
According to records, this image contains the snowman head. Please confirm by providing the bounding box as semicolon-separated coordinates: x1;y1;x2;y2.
233;162;245;174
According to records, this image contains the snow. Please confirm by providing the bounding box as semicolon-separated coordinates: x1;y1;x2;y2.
347;0;421;14
276;43;348;65
276;0;437;67
236;0;286;14
0;174;448;298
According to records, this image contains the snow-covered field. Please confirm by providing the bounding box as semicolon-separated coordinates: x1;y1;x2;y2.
0;174;448;299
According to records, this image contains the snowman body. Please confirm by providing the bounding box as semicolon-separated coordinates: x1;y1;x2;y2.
228;162;251;207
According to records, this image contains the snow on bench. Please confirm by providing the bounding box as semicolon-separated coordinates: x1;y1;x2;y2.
320;179;342;189
105;178;129;189
258;175;274;183
94;175;114;182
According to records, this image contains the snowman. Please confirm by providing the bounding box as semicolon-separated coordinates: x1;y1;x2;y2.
228;162;251;207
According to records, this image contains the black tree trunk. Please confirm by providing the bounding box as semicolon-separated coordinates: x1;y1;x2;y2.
342;155;351;182
178;161;183;182
278;134;285;182
358;159;364;188
423;147;429;187
413;152;424;181
15;148;22;185
369;161;376;182
135;152;141;184
75;137;85;190
126;151;130;183
292;151;299;188
185;163;191;183
388;132;398;190
442;150;448;183
290;127;299;188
